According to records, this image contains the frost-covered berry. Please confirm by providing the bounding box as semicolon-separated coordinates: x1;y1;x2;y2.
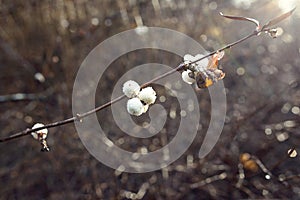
184;54;209;71
122;80;140;98
127;98;144;116
182;69;195;84
31;123;48;140
193;54;209;69
183;54;194;64
138;87;157;105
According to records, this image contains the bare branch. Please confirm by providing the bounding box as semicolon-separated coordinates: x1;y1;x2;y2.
0;9;295;144
220;12;260;28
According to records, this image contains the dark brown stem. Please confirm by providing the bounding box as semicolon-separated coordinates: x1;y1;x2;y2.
0;29;262;143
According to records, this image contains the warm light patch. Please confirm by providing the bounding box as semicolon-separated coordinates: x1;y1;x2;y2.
278;0;297;12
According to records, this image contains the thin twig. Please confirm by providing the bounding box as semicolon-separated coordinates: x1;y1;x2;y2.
190;172;227;188
0;31;260;143
252;155;273;178
1;7;295;143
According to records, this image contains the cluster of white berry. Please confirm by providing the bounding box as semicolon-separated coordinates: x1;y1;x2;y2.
181;53;225;88
122;80;157;116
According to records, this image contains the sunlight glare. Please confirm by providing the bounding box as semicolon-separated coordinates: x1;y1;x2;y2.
278;0;297;12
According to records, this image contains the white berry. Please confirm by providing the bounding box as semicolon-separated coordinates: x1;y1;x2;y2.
122;80;140;98
184;54;194;64
194;54;209;69
182;69;195;84
31;123;48;140
183;54;209;71
127;98;144;116
138;87;157;105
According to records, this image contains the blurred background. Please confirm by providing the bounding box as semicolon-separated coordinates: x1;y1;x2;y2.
0;0;299;199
